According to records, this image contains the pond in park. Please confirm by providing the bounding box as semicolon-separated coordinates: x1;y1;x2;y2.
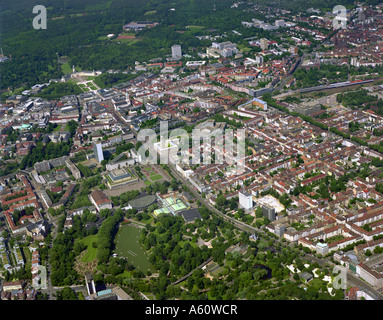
253;264;272;279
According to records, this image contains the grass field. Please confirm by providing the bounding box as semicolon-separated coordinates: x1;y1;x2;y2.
61;62;73;74
178;240;198;249
116;270;133;279
126;39;141;46
53;124;62;132
149;173;163;181
186;25;205;30
23;247;32;267
237;44;251;52
139;214;154;224
77;234;98;263
76;80;97;92
61;62;83;74
308;278;326;290
118;32;135;37
142;166;164;182
114;225;155;272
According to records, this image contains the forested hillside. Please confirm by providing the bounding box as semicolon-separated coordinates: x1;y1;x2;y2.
0;0;375;91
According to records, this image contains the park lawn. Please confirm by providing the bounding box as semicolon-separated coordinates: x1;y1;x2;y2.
118;32;136;37
308;278;325;290
78;83;86;88
22;247;32;267
116;270;133;279
90;86;97;90
324;234;346;244
113;37;136;43
144;10;157;15
64;122;73;131
65;80;86;93
52;124;62;132
61;62;73;74
77;84;86;92
240;47;251;52
114;225;156;272
144;180;151;186
186;25;205;30
126;39;141;46
77;234;98;263
178;239;199;249
4;87;25;99
65;78;77;84
149;174;163;181
136;215;153;225
237;43;251;52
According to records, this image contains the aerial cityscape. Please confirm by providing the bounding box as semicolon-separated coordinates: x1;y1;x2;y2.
1;0;383;305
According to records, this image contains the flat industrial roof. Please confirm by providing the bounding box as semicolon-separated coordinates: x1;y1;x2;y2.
177;208;202;222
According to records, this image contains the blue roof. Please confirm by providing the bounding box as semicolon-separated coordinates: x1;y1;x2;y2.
97;289;112;296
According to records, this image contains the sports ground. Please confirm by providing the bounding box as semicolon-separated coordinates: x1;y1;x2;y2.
114;224;155;272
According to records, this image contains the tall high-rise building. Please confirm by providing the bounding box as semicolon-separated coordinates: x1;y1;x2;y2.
239;191;253;210
93;141;104;163
290;46;298;55
260;38;269;51
350;57;360;67
85;273;96;296
262;204;276;221
171;45;182;59
255;55;264;64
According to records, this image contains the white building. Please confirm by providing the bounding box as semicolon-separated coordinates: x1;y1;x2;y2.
239;191;253;210
316;242;329;255
275;19;285;27
154;138;180;164
171;45;182;59
210;41;239;58
93;141;104;163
